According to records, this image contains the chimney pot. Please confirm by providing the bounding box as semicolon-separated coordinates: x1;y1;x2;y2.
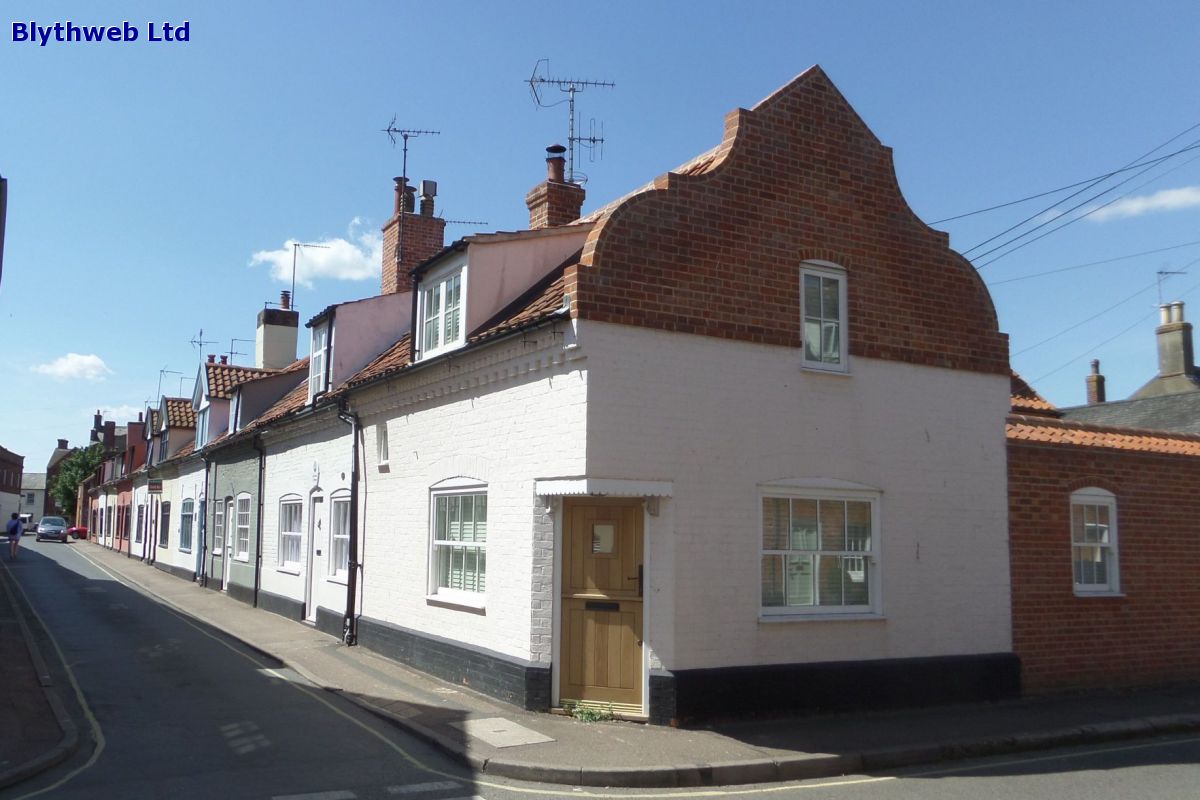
280;290;291;310
1156;301;1195;377
1086;359;1106;405
393;177;407;216
546;143;567;183
207;354;216;363
219;355;228;365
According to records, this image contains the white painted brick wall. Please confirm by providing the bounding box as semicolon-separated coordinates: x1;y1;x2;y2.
157;458;205;575
354;354;587;663
260;416;353;618
581;320;1012;671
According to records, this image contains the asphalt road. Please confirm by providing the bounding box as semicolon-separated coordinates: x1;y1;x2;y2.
6;538;1200;800
3;540;485;800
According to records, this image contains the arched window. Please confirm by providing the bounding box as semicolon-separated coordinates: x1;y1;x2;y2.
1070;488;1119;595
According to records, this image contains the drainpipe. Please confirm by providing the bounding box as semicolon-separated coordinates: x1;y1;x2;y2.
199;458;211;586
252;435;266;608
336;397;360;646
206;460;218;587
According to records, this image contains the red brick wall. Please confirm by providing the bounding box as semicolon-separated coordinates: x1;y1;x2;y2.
381;212;446;295
569;66;1008;375
1009;440;1200;691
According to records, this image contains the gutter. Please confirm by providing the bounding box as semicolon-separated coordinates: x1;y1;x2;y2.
336;396;360;646
252;435;266;608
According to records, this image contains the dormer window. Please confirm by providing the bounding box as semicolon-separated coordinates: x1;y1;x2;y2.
800;261;848;372
309;322;330;398
418;262;466;360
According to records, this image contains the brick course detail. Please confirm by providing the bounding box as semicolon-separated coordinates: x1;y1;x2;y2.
1008;439;1200;691
569;66;1009;375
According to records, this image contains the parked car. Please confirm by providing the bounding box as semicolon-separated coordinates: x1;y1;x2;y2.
67;525;88;540
19;513;34;533
35;516;70;543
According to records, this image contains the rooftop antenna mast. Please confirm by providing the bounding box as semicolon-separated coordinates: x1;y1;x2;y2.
290;242;330;307
527;59;614;183
155;367;182;401
382;118;440;272
1157;269;1187;305
227;338;254;365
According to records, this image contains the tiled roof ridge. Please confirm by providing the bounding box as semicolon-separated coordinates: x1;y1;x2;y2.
1007;413;1200;456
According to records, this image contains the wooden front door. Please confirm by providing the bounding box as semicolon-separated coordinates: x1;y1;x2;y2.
560;499;644;714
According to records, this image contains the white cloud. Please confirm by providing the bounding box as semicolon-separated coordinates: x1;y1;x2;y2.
32;353;113;381
250;219;382;288
97;404;143;422
1088;186;1200;222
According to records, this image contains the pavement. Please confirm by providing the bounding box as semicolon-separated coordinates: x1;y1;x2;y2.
6;541;1200;791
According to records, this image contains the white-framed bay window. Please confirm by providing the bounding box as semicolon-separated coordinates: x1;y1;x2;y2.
428;481;487;603
760;487;879;617
417;259;467;360
235;494;251;562
800;261;848;371
279;497;303;568
1071;487;1119;595
309;322;330;399
330;493;351;578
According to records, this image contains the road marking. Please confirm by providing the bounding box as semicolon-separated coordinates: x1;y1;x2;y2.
906;734;1200;778
387;781;464;794
272;792;357;800
67;547;898;797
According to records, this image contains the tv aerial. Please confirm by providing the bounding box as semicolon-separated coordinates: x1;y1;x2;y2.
527;59;614;183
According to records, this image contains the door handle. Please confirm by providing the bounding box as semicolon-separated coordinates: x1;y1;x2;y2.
627;565;643;597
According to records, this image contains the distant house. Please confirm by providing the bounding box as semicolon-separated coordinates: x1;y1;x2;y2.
19;472;45;523
0;445;24;523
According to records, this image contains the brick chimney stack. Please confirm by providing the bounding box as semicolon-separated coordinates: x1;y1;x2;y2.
1156;301;1195;377
381;176;447;295
256;289;299;369
526;144;585;229
1086;359;1106;405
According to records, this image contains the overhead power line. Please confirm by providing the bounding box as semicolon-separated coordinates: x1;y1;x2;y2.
974;148;1200;269
930;140;1200;225
988;239;1200;286
959;119;1200;266
1012;280;1158;357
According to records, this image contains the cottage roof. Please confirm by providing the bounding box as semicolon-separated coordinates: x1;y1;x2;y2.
1010;373;1060;417
204;362;279;400
164;397;196;428
1059;391;1200;435
1007;414;1200;457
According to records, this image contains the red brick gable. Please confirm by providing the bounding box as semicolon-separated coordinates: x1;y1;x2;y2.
569;66;1008;375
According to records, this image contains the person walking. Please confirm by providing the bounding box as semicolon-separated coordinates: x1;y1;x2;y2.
6;512;22;560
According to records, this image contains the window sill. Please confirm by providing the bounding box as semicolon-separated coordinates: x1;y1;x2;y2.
234;555;250;563
327;574;348;586
426;592;486;613
1073;590;1125;599
277;566;301;576
759;611;884;623
800;363;852;377
180;548;192;554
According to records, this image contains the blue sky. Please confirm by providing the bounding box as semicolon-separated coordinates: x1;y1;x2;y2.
3;1;1200;469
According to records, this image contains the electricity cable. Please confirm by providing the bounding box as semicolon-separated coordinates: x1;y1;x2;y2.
988;239;1200;286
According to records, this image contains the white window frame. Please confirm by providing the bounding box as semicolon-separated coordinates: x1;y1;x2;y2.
417;259;468;360
234;494;251;562
278;497;303;568
800;261;849;372
309;322;330;399
759;486;880;618
212;499;225;556
179;498;194;553
427;480;487;606
329;493;351;579
195;407;209;447
376;423;389;468
135;504;145;544
1070;487;1120;596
